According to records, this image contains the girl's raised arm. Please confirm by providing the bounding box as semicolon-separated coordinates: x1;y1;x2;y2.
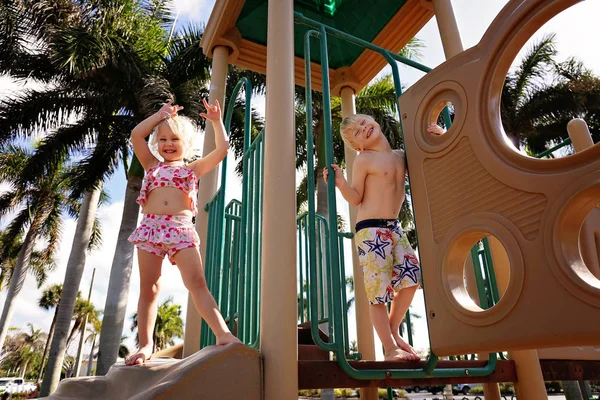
189;99;229;177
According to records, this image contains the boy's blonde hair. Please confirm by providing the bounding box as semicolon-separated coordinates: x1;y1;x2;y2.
339;113;374;149
148;115;198;161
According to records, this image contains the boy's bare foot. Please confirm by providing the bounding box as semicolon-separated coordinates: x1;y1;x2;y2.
216;332;242;346
384;347;420;361
393;332;419;357
125;344;153;366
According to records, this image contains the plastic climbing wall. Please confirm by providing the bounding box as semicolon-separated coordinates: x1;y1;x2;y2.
399;0;600;356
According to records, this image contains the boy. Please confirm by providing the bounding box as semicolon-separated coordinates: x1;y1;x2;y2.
324;114;442;361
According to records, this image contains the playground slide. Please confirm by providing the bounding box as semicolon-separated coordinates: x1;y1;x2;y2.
41;343;262;400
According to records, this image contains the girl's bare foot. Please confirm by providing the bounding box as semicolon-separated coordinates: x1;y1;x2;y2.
216;332;242;346
125;344;153;366
393;332;419;357
384;347;420;361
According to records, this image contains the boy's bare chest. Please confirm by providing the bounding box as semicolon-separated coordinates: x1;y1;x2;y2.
369;155;403;180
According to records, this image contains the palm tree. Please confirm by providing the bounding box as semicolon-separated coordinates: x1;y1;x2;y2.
82;318;102;377
0;230;55;291
66;298;100;350
0;145;73;356
500;33;600;152
0;324;46;379
37;284;63;381
130;297;184;353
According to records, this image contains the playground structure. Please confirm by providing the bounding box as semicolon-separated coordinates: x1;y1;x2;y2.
44;0;600;399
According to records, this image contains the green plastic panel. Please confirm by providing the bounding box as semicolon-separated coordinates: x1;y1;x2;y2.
236;0;408;69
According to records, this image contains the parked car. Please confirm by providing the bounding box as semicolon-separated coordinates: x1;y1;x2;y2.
403;384;445;394
453;383;483;395
0;378;36;394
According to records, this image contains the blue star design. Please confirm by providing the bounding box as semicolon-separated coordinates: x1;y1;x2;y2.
396;259;420;283
363;234;390;259
357;246;365;256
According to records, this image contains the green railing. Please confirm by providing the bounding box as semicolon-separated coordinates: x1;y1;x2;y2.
201;78;264;349
297;212;357;359
297;13;499;379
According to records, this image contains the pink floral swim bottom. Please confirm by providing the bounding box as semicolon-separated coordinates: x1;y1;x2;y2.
128;214;200;264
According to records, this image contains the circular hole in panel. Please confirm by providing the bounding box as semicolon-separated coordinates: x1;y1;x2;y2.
453;235;510;313
441;215;524;326
428;101;454;137
494;1;600;160
578;205;600;282
554;182;600;306
414;81;467;153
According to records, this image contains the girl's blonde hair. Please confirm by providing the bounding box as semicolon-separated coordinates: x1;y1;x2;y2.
339;114;374;148
148;115;198;161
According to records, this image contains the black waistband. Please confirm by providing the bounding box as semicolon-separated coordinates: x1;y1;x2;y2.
355;218;399;232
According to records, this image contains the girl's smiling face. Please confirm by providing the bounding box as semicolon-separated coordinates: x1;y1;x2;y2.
157;123;185;162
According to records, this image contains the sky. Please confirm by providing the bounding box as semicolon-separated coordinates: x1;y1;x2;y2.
1;0;599;364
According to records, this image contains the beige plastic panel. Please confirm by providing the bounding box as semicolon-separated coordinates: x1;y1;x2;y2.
399;0;600;357
42;343;262;400
538;346;600;361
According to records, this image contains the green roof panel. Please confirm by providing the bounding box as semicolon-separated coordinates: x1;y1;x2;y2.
236;0;408;69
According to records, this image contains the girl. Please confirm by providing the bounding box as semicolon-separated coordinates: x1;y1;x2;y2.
126;99;240;365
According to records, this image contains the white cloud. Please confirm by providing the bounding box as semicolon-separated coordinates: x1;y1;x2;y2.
170;0;216;27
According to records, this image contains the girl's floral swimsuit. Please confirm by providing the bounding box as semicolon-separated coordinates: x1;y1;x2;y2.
128;162;200;264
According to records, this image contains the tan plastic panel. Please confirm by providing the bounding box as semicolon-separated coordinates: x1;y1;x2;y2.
42;343;262;400
399;0;600;356
538;346;600;361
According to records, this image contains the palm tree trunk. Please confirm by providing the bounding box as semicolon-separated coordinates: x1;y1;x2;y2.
0;214;42;352
85;335;95;376
40;187;101;396
21;360;29;378
66;318;82;348
96;173;141;375
38;307;58;381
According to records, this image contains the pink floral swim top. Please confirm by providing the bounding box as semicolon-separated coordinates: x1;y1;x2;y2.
137;163;199;216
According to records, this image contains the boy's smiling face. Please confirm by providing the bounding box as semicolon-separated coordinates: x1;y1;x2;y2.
351;115;382;151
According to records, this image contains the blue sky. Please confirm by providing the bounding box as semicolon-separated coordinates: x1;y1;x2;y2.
2;0;600;361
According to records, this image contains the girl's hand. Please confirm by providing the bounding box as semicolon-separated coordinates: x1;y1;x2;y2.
427;123;445;135
200;99;222;122
158;100;183;119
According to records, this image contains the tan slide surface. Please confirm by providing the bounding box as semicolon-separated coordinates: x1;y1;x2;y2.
42;343;262;400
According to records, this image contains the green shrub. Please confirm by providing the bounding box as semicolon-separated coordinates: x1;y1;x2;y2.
499;382;515;394
333;388;354;397
545;381;563;393
298;389;321;397
469;386;484;394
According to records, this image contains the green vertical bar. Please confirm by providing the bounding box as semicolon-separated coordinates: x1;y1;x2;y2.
316;217;325;320
221;213;233;317
251;146;260;346
303;216;311;325
228;209;240;333
339;235;349;355
245;152;255;342
318;24;345;359
405;310;413;347
482;237;500;305
470;244;490;309
298;218;305;324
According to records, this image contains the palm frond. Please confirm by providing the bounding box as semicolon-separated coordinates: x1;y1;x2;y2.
88;217;102;251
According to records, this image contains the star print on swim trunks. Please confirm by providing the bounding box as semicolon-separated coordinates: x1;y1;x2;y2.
362;234;390;259
396;253;420;282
